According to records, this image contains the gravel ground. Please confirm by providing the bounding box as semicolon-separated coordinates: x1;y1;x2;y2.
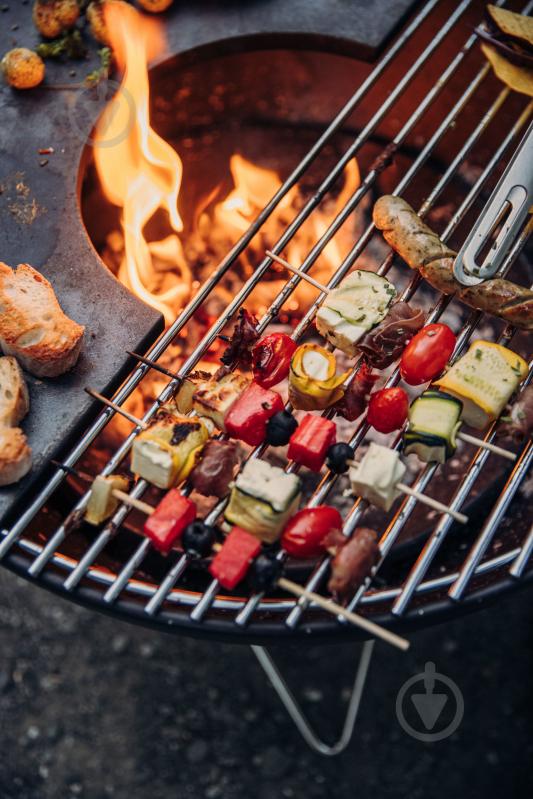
0;569;532;799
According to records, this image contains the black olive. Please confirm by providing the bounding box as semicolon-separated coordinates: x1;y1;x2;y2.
266;410;298;446
182;521;217;558
250;552;283;592
326;442;354;474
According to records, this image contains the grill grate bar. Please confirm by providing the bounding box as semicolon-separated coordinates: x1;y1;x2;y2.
451;440;533;598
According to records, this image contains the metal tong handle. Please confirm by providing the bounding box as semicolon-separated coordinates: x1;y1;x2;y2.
454;120;533;286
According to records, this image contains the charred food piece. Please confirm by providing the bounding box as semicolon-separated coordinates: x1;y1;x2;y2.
333;362;377;422
192;371;250;432
373;196;533;330
357;302;426;369
131;407;209;489
219;308;260;369
224;459;301;543
0;426;32;486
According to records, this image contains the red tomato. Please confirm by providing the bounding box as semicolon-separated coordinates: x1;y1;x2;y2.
252;333;297;388
367;387;409;433
400;323;456;385
281;506;343;559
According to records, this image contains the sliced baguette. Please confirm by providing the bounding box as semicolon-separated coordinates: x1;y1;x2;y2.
0;356;30;427
0;262;85;378
0;426;32;486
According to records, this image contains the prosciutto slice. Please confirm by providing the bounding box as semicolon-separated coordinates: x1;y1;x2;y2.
358;302;426;369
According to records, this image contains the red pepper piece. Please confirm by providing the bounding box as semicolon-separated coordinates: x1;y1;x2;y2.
209;526;262;590
252;333;297;388
281;506;344;559
225;382;284;447
143;490;196;554
287;414;337;471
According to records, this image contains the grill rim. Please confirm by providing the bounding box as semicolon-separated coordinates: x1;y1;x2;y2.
2;535;532;645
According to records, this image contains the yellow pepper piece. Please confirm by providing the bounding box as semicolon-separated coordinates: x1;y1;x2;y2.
289;343;349;411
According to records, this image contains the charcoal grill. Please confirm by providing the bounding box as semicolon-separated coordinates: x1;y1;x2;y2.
1;0;532;755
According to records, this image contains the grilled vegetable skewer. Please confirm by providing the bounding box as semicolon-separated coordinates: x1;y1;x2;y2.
68;463;409;650
210;530;409;651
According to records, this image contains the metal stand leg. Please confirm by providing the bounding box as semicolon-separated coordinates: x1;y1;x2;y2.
250;640;375;756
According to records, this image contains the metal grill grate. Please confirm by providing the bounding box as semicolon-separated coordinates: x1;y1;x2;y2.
1;0;532;642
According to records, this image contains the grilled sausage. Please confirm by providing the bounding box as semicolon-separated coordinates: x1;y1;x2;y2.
373;196;533;330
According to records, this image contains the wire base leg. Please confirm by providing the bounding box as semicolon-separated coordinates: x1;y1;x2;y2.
250;640;375;756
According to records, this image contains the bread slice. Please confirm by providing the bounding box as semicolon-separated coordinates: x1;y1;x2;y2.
0;262;84;378
0;356;30;427
0;426;32;486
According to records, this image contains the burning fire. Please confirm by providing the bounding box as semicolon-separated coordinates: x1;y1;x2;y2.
94;1;360;327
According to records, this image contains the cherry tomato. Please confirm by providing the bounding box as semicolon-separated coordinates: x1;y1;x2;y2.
281;506;343;559
252;333;297;388
400;323;456;385
367;387;409;433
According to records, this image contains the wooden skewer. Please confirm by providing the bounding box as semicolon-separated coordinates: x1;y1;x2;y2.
112;488;155;516
346;460;468;524
457;431;516;462
395;482;468;524
53;462;155;516
266;250;331;295
85;388;148;429
278;577;409;651
127;351;181;381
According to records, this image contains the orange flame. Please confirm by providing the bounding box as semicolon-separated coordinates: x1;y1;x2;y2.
94;1;188;324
